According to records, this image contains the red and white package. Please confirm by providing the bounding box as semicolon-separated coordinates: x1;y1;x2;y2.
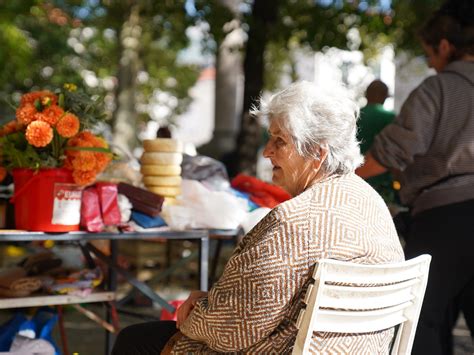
96;183;121;226
80;187;104;232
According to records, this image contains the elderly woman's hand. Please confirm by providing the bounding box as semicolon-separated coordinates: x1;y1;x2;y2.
176;290;208;328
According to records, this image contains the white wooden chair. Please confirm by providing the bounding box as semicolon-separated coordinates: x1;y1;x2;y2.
292;255;431;355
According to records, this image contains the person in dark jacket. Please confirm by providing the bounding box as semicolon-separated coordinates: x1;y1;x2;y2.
357;1;474;353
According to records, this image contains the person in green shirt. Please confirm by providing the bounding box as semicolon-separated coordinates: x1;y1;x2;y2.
357;80;398;204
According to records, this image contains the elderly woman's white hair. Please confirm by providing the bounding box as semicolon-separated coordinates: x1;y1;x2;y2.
253;80;363;176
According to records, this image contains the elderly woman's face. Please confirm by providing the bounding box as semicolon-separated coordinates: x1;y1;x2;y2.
263;120;321;196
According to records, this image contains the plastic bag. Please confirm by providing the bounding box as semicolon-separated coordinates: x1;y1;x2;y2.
96;183;121;226
9;335;55;355
161;180;248;230
0;308;58;354
0;313;27;351
80;187;104;232
117;194;133;223
181;155;230;191
240;207;271;234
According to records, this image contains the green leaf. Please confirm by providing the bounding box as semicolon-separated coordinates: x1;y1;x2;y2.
58;93;65;108
65;146;112;154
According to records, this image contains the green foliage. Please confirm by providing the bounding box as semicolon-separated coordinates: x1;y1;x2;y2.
194;0;444;92
76;0;200;126
0;1;85;120
0;0;446;155
194;0;237;51
390;0;444;55
59;87;108;129
0;132;48;170
0;0;201;141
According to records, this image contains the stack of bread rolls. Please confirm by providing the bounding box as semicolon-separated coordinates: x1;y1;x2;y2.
140;138;183;205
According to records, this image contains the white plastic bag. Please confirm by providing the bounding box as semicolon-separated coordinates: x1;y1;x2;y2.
161;180;248;230
240;207;271;234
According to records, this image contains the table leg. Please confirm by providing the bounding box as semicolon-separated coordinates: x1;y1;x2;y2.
105;239;118;354
85;242;175;314
209;239;223;288
57;305;69;355
199;235;209;291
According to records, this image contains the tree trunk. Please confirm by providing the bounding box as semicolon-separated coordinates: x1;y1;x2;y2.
112;4;141;156
235;0;279;176
199;0;244;160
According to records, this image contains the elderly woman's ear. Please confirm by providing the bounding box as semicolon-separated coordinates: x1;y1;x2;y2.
312;145;328;173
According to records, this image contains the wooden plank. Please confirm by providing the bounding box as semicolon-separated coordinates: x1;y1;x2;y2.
0;291;115;309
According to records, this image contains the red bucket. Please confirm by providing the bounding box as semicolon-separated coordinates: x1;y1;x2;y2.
12;168;82;232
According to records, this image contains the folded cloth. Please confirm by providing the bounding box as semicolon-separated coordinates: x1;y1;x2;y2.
10;335;55;355
45;267;102;295
131;211;167;228
0;267;42;292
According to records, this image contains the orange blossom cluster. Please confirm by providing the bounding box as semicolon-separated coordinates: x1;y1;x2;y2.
16;90;80;147
64;131;112;185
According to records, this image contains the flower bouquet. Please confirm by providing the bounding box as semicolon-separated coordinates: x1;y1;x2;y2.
0;84;113;231
0;84;112;185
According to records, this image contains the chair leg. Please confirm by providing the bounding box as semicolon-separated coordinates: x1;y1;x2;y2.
57;305;69;355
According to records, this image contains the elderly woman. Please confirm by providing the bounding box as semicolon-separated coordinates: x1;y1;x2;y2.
113;81;404;354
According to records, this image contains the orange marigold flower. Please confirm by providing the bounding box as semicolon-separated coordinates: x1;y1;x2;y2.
36;105;64;126
71;151;96;171
20;92;43;107
16;104;37;125
20;90;57;107
25;121;53;147
65;131;111;178
65;139;92;159
0;120;22;137
94;152;112;172
75;131;96;144
66;135;81;147
72;169;96;186
93;136;108;148
56;113;80;138
0;167;6;183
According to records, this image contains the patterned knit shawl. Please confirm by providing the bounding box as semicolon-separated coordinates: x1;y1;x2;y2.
172;173;404;354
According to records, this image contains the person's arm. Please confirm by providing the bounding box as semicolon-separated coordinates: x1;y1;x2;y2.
366;78;441;172
178;209;306;352
356;152;387;179
176;290;208;328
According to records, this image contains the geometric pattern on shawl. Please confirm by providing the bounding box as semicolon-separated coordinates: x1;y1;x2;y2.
172;173;404;354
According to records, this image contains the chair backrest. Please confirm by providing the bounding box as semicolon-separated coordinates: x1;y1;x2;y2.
292;255;431;355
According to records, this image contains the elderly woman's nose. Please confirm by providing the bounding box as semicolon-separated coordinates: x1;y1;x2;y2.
263;141;273;157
